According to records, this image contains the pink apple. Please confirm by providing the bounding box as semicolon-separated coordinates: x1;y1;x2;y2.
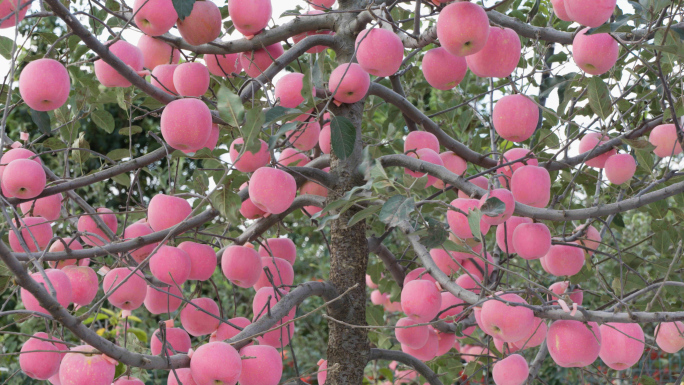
229;137;271;173
598;323;644;370
180;297;220;336
210;317;251;342
401;279;441;322
62;265;98;306
511;165;550;208
173;62;210;97
649;124;683;157
178;241;217;281
147;193;192;231
436;2;490;56
228;0;272;37
655;322;684;353
20;332;62;380
10;216;53;252
149;245;191;285
151;63;178;94
550;0;572;21
565;0;616;27
1;158;46;198
493;94;539;143
138;35;179;69
578;132;617;168
239;43;284;78
248;167;297;214
238;345;283;385
400;327;438;361
395;317;429;349
133;0;177;36
604;154;636;185
258;238;296;265
547;320;602;367
59;345;116;385
512;223;551;260
433;151;467;189
160;98;212;152
150;327;191;356
479;189;515;226
328;62;370;104
492;354;528;385
190;342;242;385
204;53;241;77
222;245;262;288
19;193;63;221
144;284;183;314
404;131;440;153
466;27;521;79
94;40;143;87
19;58;70;111
480;293;534;342
422;47;467;90
355;28;404;77
122;222;158;263
447;198;491;239
177;0;222;46
572;28;619;76
102;267;146;310
0;147;41;181
405;148;444;187
278;148;309;167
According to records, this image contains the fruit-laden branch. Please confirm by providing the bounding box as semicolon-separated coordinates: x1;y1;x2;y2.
227;281;343;349
239;34;339;103
400;9;684;48
380;154;684;221
2;235;342;370
5;146;169;205
399;220;684;323
368;237;406;287
150;13;337;54
12;208;219;262
369;349;444;385
368;83;662;172
43;0;174;104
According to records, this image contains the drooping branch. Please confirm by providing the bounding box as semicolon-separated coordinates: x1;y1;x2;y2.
6;146;169;206
369;349;444;385
13;209;219;262
380;153;684;221
367;237;405;287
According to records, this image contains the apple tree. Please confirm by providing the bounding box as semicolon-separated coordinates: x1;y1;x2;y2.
0;0;684;384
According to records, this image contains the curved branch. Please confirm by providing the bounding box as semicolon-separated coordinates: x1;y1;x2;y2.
402;10;684;49
369;349;444;385
13;209;219;261
227;281;341;349
368;237;405;287
6;146;168;206
380;154;684;221
239;34;339;103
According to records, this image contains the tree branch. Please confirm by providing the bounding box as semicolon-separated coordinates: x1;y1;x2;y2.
369;349;444;385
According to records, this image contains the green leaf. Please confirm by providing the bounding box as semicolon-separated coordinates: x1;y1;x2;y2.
587;77;612;120
114;362;126;378
366;305;384;326
41;137;66;150
241;107;265;154
267;122;297;151
172;0;196;20
126;327;147;343
442;240;475;254
106;149;130;161
264;106;301;126
217;86;244;127
467;208;482;242
637;376;657;385
480;197;505;217
119;125;143;135
419;217;449;249
91;109;115;134
71;132;90;164
211;188;242;224
347;204;381;227
538;128;560;149
300;68;314;106
30;109;51;135
111;173;130;187
330;116;356;160
622;138;656;151
379;195;415;228
0;36;13;60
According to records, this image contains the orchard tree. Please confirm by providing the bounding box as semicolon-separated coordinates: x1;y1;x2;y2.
1;0;684;384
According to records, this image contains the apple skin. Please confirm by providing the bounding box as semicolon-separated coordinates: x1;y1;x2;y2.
147;194;193;232
328;62;370;104
578;132;617;168
510;165;551;208
144;284;183;314
492;354;529;385
59;345;116;385
479;188;515;226
178;241;217;281
180;297;221;336
102;267;147;311
1;158;46;199
404;131;440;153
239;43;285;78
433;151;467;189
133;0;177;36
480;293;534;342
150;327;191;356
466;27;521;79
20;193;63;221
248;167;297;215
572;28;619;76
447;198;491;239
598;323;644;370
655;321;684;353
173;62;210;97
564;0;617;28
238;345;283;385
204;53;241;77
94;40;143;87
20;332;62;380
221;245;263;288
9;216;53;252
0;148;42;181
210;317;251;342
547;320;602;368
0;0;29;29
604;153;636;185
422;47;467;90
62;265;98;306
492;94;539;143
511;223;551;260
19;58;71;111
138;34;179;70
77;207;118;247
400;279;442;323
436;2;490;57
190;342;242;385
151;64;178;95
649;124;683;158
395;317;429;349
177;0;222;46
355;28;404;77
160;98;212;152
543;243;586;277
228;0;272;37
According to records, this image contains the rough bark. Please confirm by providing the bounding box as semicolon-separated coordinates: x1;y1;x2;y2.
325;2;371;381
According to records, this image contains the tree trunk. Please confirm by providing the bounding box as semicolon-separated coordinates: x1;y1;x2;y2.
325;4;371;379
